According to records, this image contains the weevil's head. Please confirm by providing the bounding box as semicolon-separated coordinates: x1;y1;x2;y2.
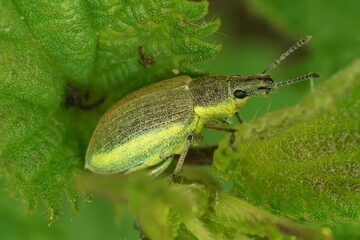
229;35;320;111
230;73;320;110
230;74;274;109
189;72;318;120
231;74;274;97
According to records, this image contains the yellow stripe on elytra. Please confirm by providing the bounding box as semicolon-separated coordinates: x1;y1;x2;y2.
87;125;187;172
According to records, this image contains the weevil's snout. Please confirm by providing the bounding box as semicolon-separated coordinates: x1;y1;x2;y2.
256;86;273;95
256;77;274;96
231;75;274;100
246;75;274;97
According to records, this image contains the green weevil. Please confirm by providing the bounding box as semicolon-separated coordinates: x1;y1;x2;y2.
85;36;319;177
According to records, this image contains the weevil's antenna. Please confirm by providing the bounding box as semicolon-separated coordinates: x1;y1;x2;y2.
262;36;312;74
271;73;320;89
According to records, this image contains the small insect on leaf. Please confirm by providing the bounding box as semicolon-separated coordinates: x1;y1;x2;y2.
65;85;105;111
138;46;156;68
85;36;319;178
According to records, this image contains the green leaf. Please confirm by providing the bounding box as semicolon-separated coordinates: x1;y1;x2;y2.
332;223;360;240
213;59;360;223
0;0;220;221
205;192;332;240
76;172;332;240
76;173;210;240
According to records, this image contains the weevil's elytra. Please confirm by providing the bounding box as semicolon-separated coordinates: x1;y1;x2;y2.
85;36;320;177
86;76;195;175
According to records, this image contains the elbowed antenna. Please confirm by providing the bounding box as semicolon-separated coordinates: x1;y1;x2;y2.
270;73;320;89
262;36;312;74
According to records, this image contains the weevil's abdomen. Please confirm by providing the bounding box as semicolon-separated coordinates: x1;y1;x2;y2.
85;76;196;174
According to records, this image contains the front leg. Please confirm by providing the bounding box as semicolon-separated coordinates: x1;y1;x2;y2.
204;119;236;132
204;120;237;146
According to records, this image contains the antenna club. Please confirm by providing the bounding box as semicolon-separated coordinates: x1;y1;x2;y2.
309;72;320;78
303;35;312;42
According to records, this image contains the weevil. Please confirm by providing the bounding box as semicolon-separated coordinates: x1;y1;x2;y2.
85;36;319;177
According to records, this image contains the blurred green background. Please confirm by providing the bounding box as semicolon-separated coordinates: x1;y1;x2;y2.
1;0;359;239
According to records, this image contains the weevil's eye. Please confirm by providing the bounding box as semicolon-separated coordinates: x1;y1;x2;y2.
233;89;248;99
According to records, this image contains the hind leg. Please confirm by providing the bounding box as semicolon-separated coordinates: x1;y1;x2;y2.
124;154;173;177
148;156;173;177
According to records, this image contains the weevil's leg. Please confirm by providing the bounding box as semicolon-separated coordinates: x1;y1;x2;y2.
205;119;237;132
205;120;237;138
148;156;173;178
231;112;244;146
124;155;165;176
205;120;237;147
205;124;237;133
235;112;243;124
172;135;193;177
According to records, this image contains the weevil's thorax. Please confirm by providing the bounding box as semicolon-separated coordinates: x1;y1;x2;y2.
189;76;238;120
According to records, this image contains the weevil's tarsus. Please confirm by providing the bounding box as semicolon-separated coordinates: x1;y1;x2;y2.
262;35;312;74
271;73;320;89
172;135;193;177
